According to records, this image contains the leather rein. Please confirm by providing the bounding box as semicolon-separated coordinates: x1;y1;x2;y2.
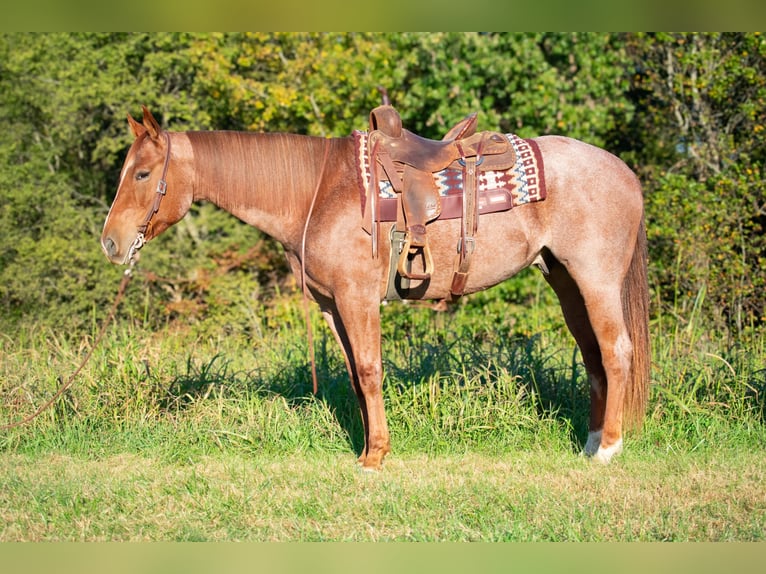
301;139;331;395
2;133;328;430
0;265;134;430
0;132;173;430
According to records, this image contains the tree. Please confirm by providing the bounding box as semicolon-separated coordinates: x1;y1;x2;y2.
625;33;766;331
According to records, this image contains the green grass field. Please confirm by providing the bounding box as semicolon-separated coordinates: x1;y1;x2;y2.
1;276;764;541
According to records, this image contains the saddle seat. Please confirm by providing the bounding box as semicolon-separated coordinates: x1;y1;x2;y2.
368;106;513;173
366;104;517;293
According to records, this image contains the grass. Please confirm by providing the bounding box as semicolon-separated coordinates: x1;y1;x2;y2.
1;449;763;541
1;275;765;541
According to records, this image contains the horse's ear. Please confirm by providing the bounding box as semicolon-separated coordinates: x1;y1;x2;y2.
127;113;146;139
141;105;163;141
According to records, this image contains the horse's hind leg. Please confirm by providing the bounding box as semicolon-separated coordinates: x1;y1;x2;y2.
579;286;633;464
542;253;610;456
542;251;633;463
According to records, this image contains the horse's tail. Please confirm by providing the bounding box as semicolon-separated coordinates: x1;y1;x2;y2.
622;215;651;430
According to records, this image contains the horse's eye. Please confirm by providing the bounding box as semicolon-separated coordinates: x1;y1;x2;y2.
135;170;150;181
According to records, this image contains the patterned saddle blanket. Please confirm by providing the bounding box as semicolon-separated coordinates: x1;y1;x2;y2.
353;130;547;222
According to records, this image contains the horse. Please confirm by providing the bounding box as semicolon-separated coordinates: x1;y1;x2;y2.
101;106;650;470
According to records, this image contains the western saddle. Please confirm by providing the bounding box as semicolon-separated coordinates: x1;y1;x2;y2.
365;104;516;299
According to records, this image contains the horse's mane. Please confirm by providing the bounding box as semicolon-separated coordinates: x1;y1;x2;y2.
186;131;327;216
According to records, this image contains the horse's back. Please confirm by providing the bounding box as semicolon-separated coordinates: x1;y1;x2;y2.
533;134;642;202
317;133;643;301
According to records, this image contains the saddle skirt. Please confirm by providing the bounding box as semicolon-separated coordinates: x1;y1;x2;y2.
353;130;547;224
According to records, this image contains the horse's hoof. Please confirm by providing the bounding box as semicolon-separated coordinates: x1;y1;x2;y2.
592;438;623;464
581;431;623;464
582;430;602;456
358;448;387;471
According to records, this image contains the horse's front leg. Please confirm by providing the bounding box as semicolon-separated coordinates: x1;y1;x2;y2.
319;307;370;465
331;294;390;470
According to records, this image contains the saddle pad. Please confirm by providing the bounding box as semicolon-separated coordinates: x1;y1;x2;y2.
353;130;546;222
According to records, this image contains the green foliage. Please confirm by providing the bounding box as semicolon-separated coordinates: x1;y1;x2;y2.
647;168;766;331
0;32;764;337
377;33;633;146
627;33;766;331
187;32;399;136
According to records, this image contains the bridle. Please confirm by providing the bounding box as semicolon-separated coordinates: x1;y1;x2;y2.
126;131;172;263
119;130;329;396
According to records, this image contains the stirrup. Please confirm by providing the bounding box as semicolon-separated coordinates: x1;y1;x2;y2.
397;233;434;280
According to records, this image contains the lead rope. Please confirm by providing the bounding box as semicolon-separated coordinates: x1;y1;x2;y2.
1;264;135;431
301;139;331;395
2;132;171;430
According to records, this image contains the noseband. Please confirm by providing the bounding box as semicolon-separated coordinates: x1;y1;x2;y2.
126;132;171;263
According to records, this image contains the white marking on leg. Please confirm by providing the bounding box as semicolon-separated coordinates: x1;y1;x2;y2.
593;438;623;464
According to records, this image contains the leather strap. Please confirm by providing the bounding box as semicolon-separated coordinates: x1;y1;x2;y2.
449;138;483;299
137;132;171;237
377;150;403;193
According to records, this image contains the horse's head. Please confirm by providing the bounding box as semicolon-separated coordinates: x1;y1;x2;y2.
101;106;191;265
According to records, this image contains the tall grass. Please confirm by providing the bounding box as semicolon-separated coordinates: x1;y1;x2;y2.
2;274;763;461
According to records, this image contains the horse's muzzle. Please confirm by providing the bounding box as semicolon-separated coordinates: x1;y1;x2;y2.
101;235;134;265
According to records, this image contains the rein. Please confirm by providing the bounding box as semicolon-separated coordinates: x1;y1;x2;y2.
300;139;331;395
2;133;327;428
1;265;134;431
1;133;171;430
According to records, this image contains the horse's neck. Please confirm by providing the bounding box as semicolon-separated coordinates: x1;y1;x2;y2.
185;131;332;247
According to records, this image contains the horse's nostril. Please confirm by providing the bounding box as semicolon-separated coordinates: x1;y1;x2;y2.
102;236;117;258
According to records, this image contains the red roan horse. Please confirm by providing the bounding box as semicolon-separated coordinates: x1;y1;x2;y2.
102;107;649;470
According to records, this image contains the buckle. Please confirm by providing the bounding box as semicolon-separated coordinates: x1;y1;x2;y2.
457;156;484;167
456;236;476;255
